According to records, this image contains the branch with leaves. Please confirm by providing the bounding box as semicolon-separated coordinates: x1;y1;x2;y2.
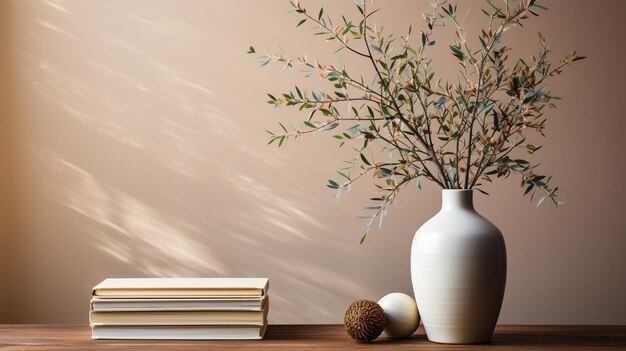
249;0;584;243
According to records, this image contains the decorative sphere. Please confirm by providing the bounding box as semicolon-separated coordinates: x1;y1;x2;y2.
343;299;386;343
378;293;420;338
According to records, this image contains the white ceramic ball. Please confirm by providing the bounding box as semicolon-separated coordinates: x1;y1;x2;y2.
378;293;420;339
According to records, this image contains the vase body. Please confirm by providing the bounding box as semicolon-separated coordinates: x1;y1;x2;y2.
411;190;506;344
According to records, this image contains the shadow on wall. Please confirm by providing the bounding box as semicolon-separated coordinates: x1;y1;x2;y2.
32;148;368;322
9;0;382;323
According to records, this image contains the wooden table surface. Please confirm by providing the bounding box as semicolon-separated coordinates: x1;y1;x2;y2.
0;325;625;350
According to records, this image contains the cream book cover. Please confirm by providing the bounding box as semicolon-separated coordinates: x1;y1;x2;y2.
91;324;268;340
91;296;266;311
92;278;269;298
89;307;269;326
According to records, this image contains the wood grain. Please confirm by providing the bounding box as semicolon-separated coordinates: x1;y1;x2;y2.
0;325;624;350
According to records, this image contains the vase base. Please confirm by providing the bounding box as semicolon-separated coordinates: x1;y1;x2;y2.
427;337;492;345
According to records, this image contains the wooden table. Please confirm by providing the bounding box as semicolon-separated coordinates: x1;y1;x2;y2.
0;325;625;350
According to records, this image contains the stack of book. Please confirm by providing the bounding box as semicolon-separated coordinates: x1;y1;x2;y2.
90;278;269;340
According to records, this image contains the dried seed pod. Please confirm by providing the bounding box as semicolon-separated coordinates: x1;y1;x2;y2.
343;299;386;343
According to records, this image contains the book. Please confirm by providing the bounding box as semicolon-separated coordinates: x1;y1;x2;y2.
89;305;269;326
92;278;269;298
91;324;268;340
91;296;266;312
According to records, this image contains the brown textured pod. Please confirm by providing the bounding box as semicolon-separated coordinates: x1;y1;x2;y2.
343;299;386;343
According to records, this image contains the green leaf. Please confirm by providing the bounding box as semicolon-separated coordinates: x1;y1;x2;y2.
531;175;545;182
450;45;465;61
535;86;546;97
524;184;533;196
341;23;352;35
327;179;340;189
318;7;324;20
311;90;320;101
479;36;487;49
323;122;339;131
536;195;547;208
320;108;332;116
362;217;374;231
362;131;375;140
370;44;383;53
434;96;448;106
359;233;367;244
297;18;307;27
476;188;490;195
447;168;456;185
278;122;288;133
360;153;371;166
247;46;256;54
492;111;499;130
376;167;392;177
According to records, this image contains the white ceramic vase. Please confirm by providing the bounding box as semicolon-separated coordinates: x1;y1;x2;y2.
411;189;506;344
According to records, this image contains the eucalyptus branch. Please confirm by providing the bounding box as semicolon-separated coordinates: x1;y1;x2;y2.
535;52;586;85
339;161;403;189
508;163;560;207
358;175;414;244
362;2;450;188
463;4;529;188
291;0;369;58
340;75;392;104
251;0;584;242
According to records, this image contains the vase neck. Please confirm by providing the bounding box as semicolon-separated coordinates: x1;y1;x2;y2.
441;190;474;211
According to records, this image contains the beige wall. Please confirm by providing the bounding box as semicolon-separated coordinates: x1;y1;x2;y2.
1;0;625;324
